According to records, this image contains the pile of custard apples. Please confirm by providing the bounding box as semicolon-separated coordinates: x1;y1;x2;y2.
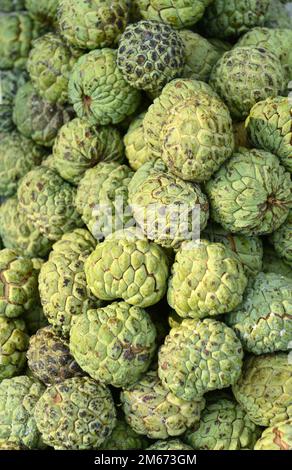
0;0;291;451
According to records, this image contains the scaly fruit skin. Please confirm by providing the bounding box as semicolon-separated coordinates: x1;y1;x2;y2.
0;1;25;12
34;377;116;450
179;30;221;82
68;49;141;126
144;78;218;160
233;353;292;427
0;440;26;449
0;249;38;319
27;326;83;385
53;118;125;185
100;417;149;450
184;396;260;450
27;33;78;104
254;419;292;450
0;198;53;259
121;370;205;439
38;229;101;338
270;211;292;267
25;0;59;26
129;163;209;249
13;82;73;147
202;223;263;277
124;112;152;171
206;148;292;236
70;302;157;388
0;131;44;197
158;318;243;401
265;0;292;28
226;272;292;355
236;28;292;82
0;69;27;133
76;162;133;240
0;317;29;381
200;0;270;39
137;0;213;29
58;0;129;50
0;12;35;69
117;20;185;94
0;376;45;449
147;439;193;450
246;97;292;172
143;79;234;182
262;245;292;279
85;229;169;308
167;240;247;319
210;47;286;120
17;166;83;242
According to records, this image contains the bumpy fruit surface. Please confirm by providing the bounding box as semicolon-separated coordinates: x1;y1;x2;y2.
206;148;292;236
264;0;292;28
27;326;83;385
210;47;285;120
0;317;29;381
53;118;124;185
100;416;149;450
17;166;83;242
58;0;129;50
158;318;243;400
270;211;292;267
144;79;234;182
0;198;52;259
0;12;34;69
25;0;59;25
117;20;185;94
85;229;169;307
39;229;101;338
68;49;141;125
0;131;44;197
0;249;38;318
147;439;193;450
226;272;292;355
121;370;205;439
200;0;270;39
70;302;156;387
179;30;221;82
233;353;292;426
0;69;27;133
76;162;133;239
202;223;263;277
167;240;247;319
34;377;116;449
0;1;25;12
27;33;78;104
124;112;152;171
184;395;260;450
0;440;26;450
0;376;45;449
262;245;292;279
254;419;292;450
13;82;73;147
129;161;209;249
246;97;292;172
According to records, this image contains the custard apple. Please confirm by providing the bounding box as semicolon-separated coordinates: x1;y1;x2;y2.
232;353;292;426
265;0;292;28
34;377;116;449
147;439;193;450
0;316;29;381
38;229;102;338
100;416;149;450
17;166;83;242
117;20;185;94
0;12;35;69
210;46;286;120
25;0;59;26
70;301;156;388
121;370;205;439
158;318;243;400
84;229;169;307
0;376;45;449
206;148;292;236
254;419;292;450
76;162;133;240
0;69;27;133
246;97;292;172
58;0;129;50
270;211;292;267
53;118;125;185
124;112;153;171
68;48;141;125
0;1;25;12
0;440;26;449
167;240;247;319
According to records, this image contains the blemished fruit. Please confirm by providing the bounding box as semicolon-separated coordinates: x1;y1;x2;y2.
254;419;292;450
0;316;29;381
34;377;116;449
